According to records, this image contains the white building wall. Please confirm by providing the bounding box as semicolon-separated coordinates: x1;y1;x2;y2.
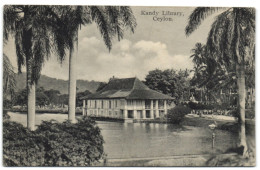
85;99;170;119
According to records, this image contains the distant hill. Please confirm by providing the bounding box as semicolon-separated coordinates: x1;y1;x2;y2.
15;73;101;94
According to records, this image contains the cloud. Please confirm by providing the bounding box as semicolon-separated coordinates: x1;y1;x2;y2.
113;39;132;52
132;40;193;77
76;38;193;81
81;36;100;46
4;36;193;82
134;40;167;53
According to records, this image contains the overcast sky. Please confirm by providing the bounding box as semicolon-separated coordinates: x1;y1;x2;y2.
4;6;219;82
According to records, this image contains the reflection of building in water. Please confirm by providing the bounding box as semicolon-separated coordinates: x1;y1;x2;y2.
82;77;174;120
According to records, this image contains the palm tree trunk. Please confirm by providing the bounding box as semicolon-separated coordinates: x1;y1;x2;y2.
27;72;36;131
22;12;36;130
236;62;248;156
26;50;36;131
68;47;77;123
233;12;248;156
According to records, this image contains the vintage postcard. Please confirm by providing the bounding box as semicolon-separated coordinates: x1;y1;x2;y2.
2;5;255;167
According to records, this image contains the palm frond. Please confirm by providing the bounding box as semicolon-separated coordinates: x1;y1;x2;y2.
239;8;255;66
50;6;75;63
3;54;16;99
206;9;234;66
105;6;123;41
15;30;25;73
90;6;112;51
190;42;205;65
3;6;20;43
119;6;137;33
185;7;224;36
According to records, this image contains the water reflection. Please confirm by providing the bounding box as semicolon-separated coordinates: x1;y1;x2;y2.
7;112;238;159
99;121;237;158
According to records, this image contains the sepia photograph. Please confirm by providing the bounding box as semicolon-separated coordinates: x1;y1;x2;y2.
2;3;256;167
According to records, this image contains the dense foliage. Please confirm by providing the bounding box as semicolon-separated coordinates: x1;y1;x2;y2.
11;87;91;108
206;146;255;166
167;105;191;124
189;41;254;108
144;69;190;102
3;116;104;166
76;90;92;107
229;108;255;119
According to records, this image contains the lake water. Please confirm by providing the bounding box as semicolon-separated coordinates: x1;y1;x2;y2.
7;112;238;159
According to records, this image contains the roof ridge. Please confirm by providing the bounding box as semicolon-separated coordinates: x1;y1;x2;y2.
132;78;149;90
132;77;137;89
130;77;138;93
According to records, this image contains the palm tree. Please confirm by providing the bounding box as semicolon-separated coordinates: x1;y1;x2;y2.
190;42;205;66
190;43;211;102
4;5;58;130
52;6;137;123
186;7;255;156
190;65;205;85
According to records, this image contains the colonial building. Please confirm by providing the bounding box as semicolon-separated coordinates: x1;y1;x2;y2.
82;77;174;120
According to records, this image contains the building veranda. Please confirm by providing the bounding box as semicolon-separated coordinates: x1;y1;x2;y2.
82;77;175;120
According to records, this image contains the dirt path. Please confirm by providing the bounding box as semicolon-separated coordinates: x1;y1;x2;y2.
94;153;238;167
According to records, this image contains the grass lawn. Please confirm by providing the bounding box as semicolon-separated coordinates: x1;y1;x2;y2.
182;114;255;161
182;114;254;134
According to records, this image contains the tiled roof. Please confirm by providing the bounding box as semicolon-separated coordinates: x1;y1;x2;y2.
82;77;174;100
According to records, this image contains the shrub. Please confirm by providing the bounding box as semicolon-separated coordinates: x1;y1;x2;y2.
229;109;255;119
206;146;255;166
3;121;45;166
167;105;191;124
245;109;255;119
3;116;104;166
229;109;239;118
3;99;13;109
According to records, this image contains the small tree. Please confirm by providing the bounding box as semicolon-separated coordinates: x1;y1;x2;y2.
145;69;190;100
167;105;191;124
76;90;92;107
44;89;61;106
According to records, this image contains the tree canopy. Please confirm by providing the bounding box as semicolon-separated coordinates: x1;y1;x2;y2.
144;69;190;102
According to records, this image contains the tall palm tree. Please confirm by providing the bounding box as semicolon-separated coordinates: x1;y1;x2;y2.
190;43;211;101
190;65;205;85
4;5;57;130
190;42;205;66
186;7;255;156
52;6;136;123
